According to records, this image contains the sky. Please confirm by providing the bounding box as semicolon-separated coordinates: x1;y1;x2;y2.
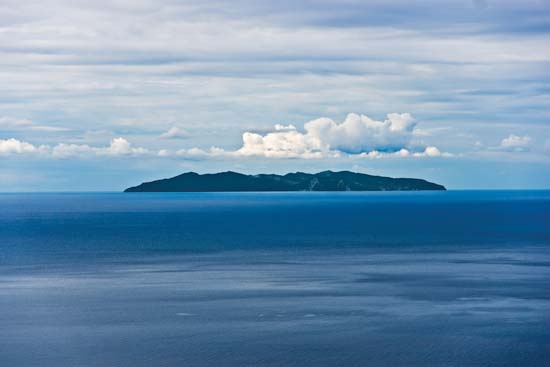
1;0;549;191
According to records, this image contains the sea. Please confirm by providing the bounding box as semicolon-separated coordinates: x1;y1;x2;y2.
1;191;549;366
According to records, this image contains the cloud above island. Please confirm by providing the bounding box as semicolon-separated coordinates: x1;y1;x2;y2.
9;112;549;162
235;113;417;157
177;112;451;159
0;112;451;160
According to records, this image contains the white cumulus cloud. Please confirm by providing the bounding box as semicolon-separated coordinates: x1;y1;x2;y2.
414;146;445;157
228;113;444;159
305;113;416;154
0;138;39;155
236;129;326;158
103;137;148;156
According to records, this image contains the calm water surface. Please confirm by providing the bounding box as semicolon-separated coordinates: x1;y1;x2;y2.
1;191;549;366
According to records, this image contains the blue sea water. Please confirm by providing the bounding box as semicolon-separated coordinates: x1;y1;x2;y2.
1;191;549;366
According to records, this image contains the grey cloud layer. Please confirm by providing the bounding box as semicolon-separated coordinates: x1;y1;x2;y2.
0;0;548;179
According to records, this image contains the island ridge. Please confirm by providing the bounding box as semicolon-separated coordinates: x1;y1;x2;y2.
124;170;446;192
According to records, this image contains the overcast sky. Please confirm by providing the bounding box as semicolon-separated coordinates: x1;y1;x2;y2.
1;0;549;190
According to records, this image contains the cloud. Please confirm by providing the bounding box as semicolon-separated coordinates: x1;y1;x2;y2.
51;143;94;158
413;146;448;157
160;127;190;139
499;134;531;152
1;112;452;161
230;113;442;158
30;126;70;132
274;124;297;131
305;113;416;154
175;146;228;160
154;113;449;160
0;117;33;129
413;126;451;137
236;129;326;158
357;146;451;159
1;137;149;158
0;1;547;174
53;137;149;157
103;137;148;155
0;117;69;132
0;138;40;155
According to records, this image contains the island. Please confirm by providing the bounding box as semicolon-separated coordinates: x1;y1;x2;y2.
124;171;446;192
